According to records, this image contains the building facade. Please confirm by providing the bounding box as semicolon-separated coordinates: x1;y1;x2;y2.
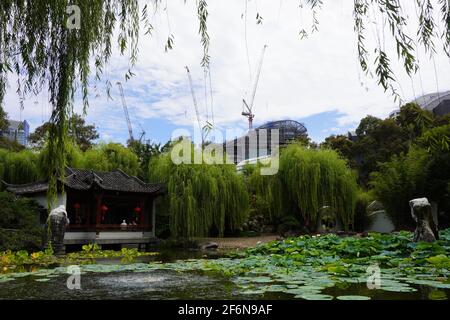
390;91;450;118
0;119;30;146
224;120;308;165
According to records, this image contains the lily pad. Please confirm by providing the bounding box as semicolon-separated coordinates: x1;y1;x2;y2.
296;293;334;300
337;295;371;300
381;285;417;293
252;276;273;283
261;285;287;292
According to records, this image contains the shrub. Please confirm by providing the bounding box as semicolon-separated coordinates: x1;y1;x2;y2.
370;147;430;229
149;143;249;238
248;144;358;231
0;192;43;251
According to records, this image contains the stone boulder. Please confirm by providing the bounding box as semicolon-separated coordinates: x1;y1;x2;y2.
201;242;219;250
409;198;439;243
48;205;70;255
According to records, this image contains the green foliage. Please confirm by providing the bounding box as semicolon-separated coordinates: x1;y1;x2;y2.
0;192;43;252
29;114;99;151
66;245;158;263
0;246;158;272
353;190;374;232
249;145;358;230
0;137;25;152
81;143;140;176
0;106;7;132
128;140;163;179
419;124;450;153
321;135;354;162
396;103;434;140
370;147;431;229
149;145;249;238
37;141;83;180
0;149;40;184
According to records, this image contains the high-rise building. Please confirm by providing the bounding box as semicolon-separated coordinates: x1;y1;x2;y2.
0;119;30;146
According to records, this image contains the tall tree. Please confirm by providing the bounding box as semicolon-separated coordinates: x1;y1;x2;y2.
0;1;448;203
0;105;7;131
127;139;163;179
248;144;358;230
396;103;434;141
29;114;99;151
81;143;140;176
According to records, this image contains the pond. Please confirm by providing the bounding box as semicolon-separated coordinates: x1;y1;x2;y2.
0;249;448;300
1;230;450;300
1;265;447;300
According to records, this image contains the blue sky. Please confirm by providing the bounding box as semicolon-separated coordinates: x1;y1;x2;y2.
3;0;450;146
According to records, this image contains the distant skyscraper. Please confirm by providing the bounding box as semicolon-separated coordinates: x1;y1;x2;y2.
0;119;30;146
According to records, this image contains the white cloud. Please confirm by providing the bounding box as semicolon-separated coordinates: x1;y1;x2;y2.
3;0;450;143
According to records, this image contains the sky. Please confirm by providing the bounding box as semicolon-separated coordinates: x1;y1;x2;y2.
3;0;450;145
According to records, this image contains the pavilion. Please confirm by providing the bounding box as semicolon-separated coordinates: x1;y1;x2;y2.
3;168;165;249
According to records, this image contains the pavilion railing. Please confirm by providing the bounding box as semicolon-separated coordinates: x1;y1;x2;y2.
66;224;152;232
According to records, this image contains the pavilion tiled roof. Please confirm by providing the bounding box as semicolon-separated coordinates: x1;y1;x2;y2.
3;168;165;195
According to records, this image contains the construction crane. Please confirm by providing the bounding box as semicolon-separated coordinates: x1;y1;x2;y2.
185;66;204;144
116;81;134;142
137;122;146;143
242;44;268;130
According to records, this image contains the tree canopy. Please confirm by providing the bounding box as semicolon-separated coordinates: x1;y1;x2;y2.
248;144;358;230
149;143;249;238
81;142;140;176
0;1;449;204
29;113;99;151
0;105;7;131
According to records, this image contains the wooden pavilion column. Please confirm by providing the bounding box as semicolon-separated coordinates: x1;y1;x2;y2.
152;197;156;236
139;197;145;227
95;193;103;230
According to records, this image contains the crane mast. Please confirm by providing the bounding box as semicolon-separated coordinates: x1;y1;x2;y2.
242;44;268;130
116;81;134;142
185;66;204;144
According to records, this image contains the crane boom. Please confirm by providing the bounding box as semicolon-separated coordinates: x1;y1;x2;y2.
116;81;134;142
242;44;268;130
249;44;267;112
185;66;204;143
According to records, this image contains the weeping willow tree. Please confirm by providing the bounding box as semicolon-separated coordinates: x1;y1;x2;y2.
0;148;40;184
80;142;140;176
149;146;249;238
37;140;83;180
0;0;448;206
248;144;358;230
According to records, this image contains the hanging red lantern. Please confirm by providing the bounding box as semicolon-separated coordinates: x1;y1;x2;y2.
101;204;108;222
134;206;142;223
73;202;81;210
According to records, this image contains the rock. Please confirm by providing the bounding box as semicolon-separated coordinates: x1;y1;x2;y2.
201;242;219;250
409;198;439;243
48;205;69;255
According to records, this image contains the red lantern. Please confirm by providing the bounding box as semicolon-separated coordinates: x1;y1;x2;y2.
134;206;142;224
101;204;108;222
73;202;81;209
